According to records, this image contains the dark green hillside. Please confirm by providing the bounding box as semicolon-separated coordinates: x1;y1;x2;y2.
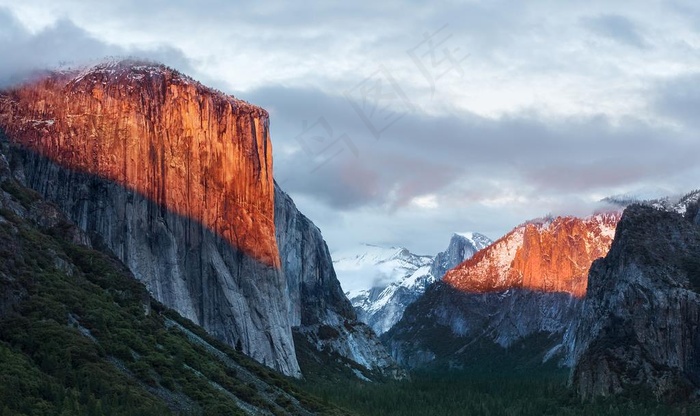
0;175;348;415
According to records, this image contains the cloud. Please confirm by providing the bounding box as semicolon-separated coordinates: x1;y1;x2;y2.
653;72;700;129
667;0;700;32
242;79;700;258
1;1;699;256
246;85;700;215
0;7;193;87
581;14;648;48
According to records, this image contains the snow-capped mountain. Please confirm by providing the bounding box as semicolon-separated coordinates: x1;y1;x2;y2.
333;233;492;335
333;245;433;335
431;232;494;280
333;245;434;297
444;212;620;297
385;211;622;369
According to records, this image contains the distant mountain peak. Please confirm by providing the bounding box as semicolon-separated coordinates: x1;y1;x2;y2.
443;212;621;297
430;231;492;280
334;232;492;335
385;212;620;371
453;231;491;243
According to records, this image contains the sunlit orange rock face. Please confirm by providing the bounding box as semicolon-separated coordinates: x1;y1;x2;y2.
0;61;279;267
443;212;621;297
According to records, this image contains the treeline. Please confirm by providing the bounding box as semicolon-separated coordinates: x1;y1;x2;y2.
300;369;699;416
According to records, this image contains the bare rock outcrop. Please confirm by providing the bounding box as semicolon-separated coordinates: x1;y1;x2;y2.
570;204;700;400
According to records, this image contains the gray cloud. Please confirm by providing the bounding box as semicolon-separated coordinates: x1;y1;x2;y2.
581;14;648;48
1;1;699;256
246;85;699;216
653;72;700;129
0;7;193;87
668;0;700;32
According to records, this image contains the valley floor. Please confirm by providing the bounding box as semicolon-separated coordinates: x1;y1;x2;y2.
299;369;700;416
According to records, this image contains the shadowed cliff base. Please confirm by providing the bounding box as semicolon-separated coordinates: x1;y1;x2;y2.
275;182;404;379
0;167;347;414
2;137;301;377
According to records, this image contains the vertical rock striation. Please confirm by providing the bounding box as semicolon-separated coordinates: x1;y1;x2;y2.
0;61;278;267
0;61;300;376
0;60;399;378
274;183;354;327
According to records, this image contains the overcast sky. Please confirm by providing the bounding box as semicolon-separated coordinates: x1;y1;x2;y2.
1;1;699;256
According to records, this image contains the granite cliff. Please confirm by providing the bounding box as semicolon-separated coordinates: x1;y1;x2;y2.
570;200;700;400
0;60;395;378
0;149;348;414
275;184;399;376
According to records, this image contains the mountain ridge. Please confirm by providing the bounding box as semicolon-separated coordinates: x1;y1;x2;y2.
385;211;621;369
0;59;395;379
335;233;492;335
444;212;620;298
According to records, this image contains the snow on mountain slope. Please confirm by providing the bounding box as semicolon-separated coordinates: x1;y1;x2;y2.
431;233;493;280
454;232;494;250
333;245;433;297
444;212;620;297
385;212;622;369
333;234;493;335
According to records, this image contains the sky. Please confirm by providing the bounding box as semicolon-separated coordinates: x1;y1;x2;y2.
1;0;699;258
